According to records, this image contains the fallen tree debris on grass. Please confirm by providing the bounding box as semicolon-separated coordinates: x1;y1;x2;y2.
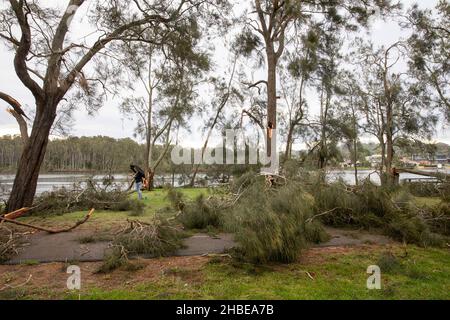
0;274;32;292
97;217;184;273
0;209;95;234
32;185;144;216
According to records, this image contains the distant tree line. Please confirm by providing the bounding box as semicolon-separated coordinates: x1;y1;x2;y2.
0;135;258;177
0;135;149;173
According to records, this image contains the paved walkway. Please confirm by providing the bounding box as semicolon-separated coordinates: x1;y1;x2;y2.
7;232;236;264
5;227;393;265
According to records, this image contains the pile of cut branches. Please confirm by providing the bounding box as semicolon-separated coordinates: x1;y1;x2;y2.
116;219;184;257
98;217;184;273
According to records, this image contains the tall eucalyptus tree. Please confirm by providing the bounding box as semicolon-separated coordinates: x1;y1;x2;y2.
0;0;226;211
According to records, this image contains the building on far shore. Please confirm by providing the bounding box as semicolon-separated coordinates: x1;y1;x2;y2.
411;154;450;166
365;155;383;168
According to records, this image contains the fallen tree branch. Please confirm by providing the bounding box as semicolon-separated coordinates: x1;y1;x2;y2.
2;207;33;220
306;207;342;224
0;209;95;234
201;253;232;258
0;274;32;292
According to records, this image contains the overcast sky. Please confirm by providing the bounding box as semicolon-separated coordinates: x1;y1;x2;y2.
0;0;448;148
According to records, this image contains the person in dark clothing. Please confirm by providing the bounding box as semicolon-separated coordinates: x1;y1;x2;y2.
130;164;145;200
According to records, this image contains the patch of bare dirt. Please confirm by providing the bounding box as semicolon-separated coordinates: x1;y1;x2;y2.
0;256;209;299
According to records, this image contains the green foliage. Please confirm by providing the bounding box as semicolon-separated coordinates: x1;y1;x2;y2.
178;194;223;230
426;202;450;236
311;181;387;228
226;176;327;264
97;218;184;273
167;187;224;230
407;181;450;200
166;188;185;211
310;180;449;247
96;246;129;274
116;219;184;258
233;30;262;57
32;187;143;216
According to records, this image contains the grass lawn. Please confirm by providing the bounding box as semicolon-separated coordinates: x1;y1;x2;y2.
1;188;448;300
1;245;448;300
71;247;449;300
15;188;208;230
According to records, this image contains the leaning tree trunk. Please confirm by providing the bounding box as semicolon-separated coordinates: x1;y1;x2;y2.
6;103;57;212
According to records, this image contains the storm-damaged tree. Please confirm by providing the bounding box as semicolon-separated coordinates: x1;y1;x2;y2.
0;0;227;212
354;40;438;185
234;0;401;167
118;17;213;190
404;0;449;119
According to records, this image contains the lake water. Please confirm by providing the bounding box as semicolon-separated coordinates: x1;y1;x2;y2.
0;169;447;200
0;173;201;200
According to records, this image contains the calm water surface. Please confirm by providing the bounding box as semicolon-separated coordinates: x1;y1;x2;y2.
0;169;447;200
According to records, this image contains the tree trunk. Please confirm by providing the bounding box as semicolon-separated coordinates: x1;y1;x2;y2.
386;131;395;185
353;138;358;186
352;106;358;186
284;124;294;161
385;105;395;185
7;103;57;211
379;137;387;186
266;52;277;158
145;62;154;191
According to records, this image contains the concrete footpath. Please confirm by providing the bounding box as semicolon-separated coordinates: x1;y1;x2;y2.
5;227;393;264
6;232;236;264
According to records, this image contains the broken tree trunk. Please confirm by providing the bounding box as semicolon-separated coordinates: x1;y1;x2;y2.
2;207;32;220
393;168;450;181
